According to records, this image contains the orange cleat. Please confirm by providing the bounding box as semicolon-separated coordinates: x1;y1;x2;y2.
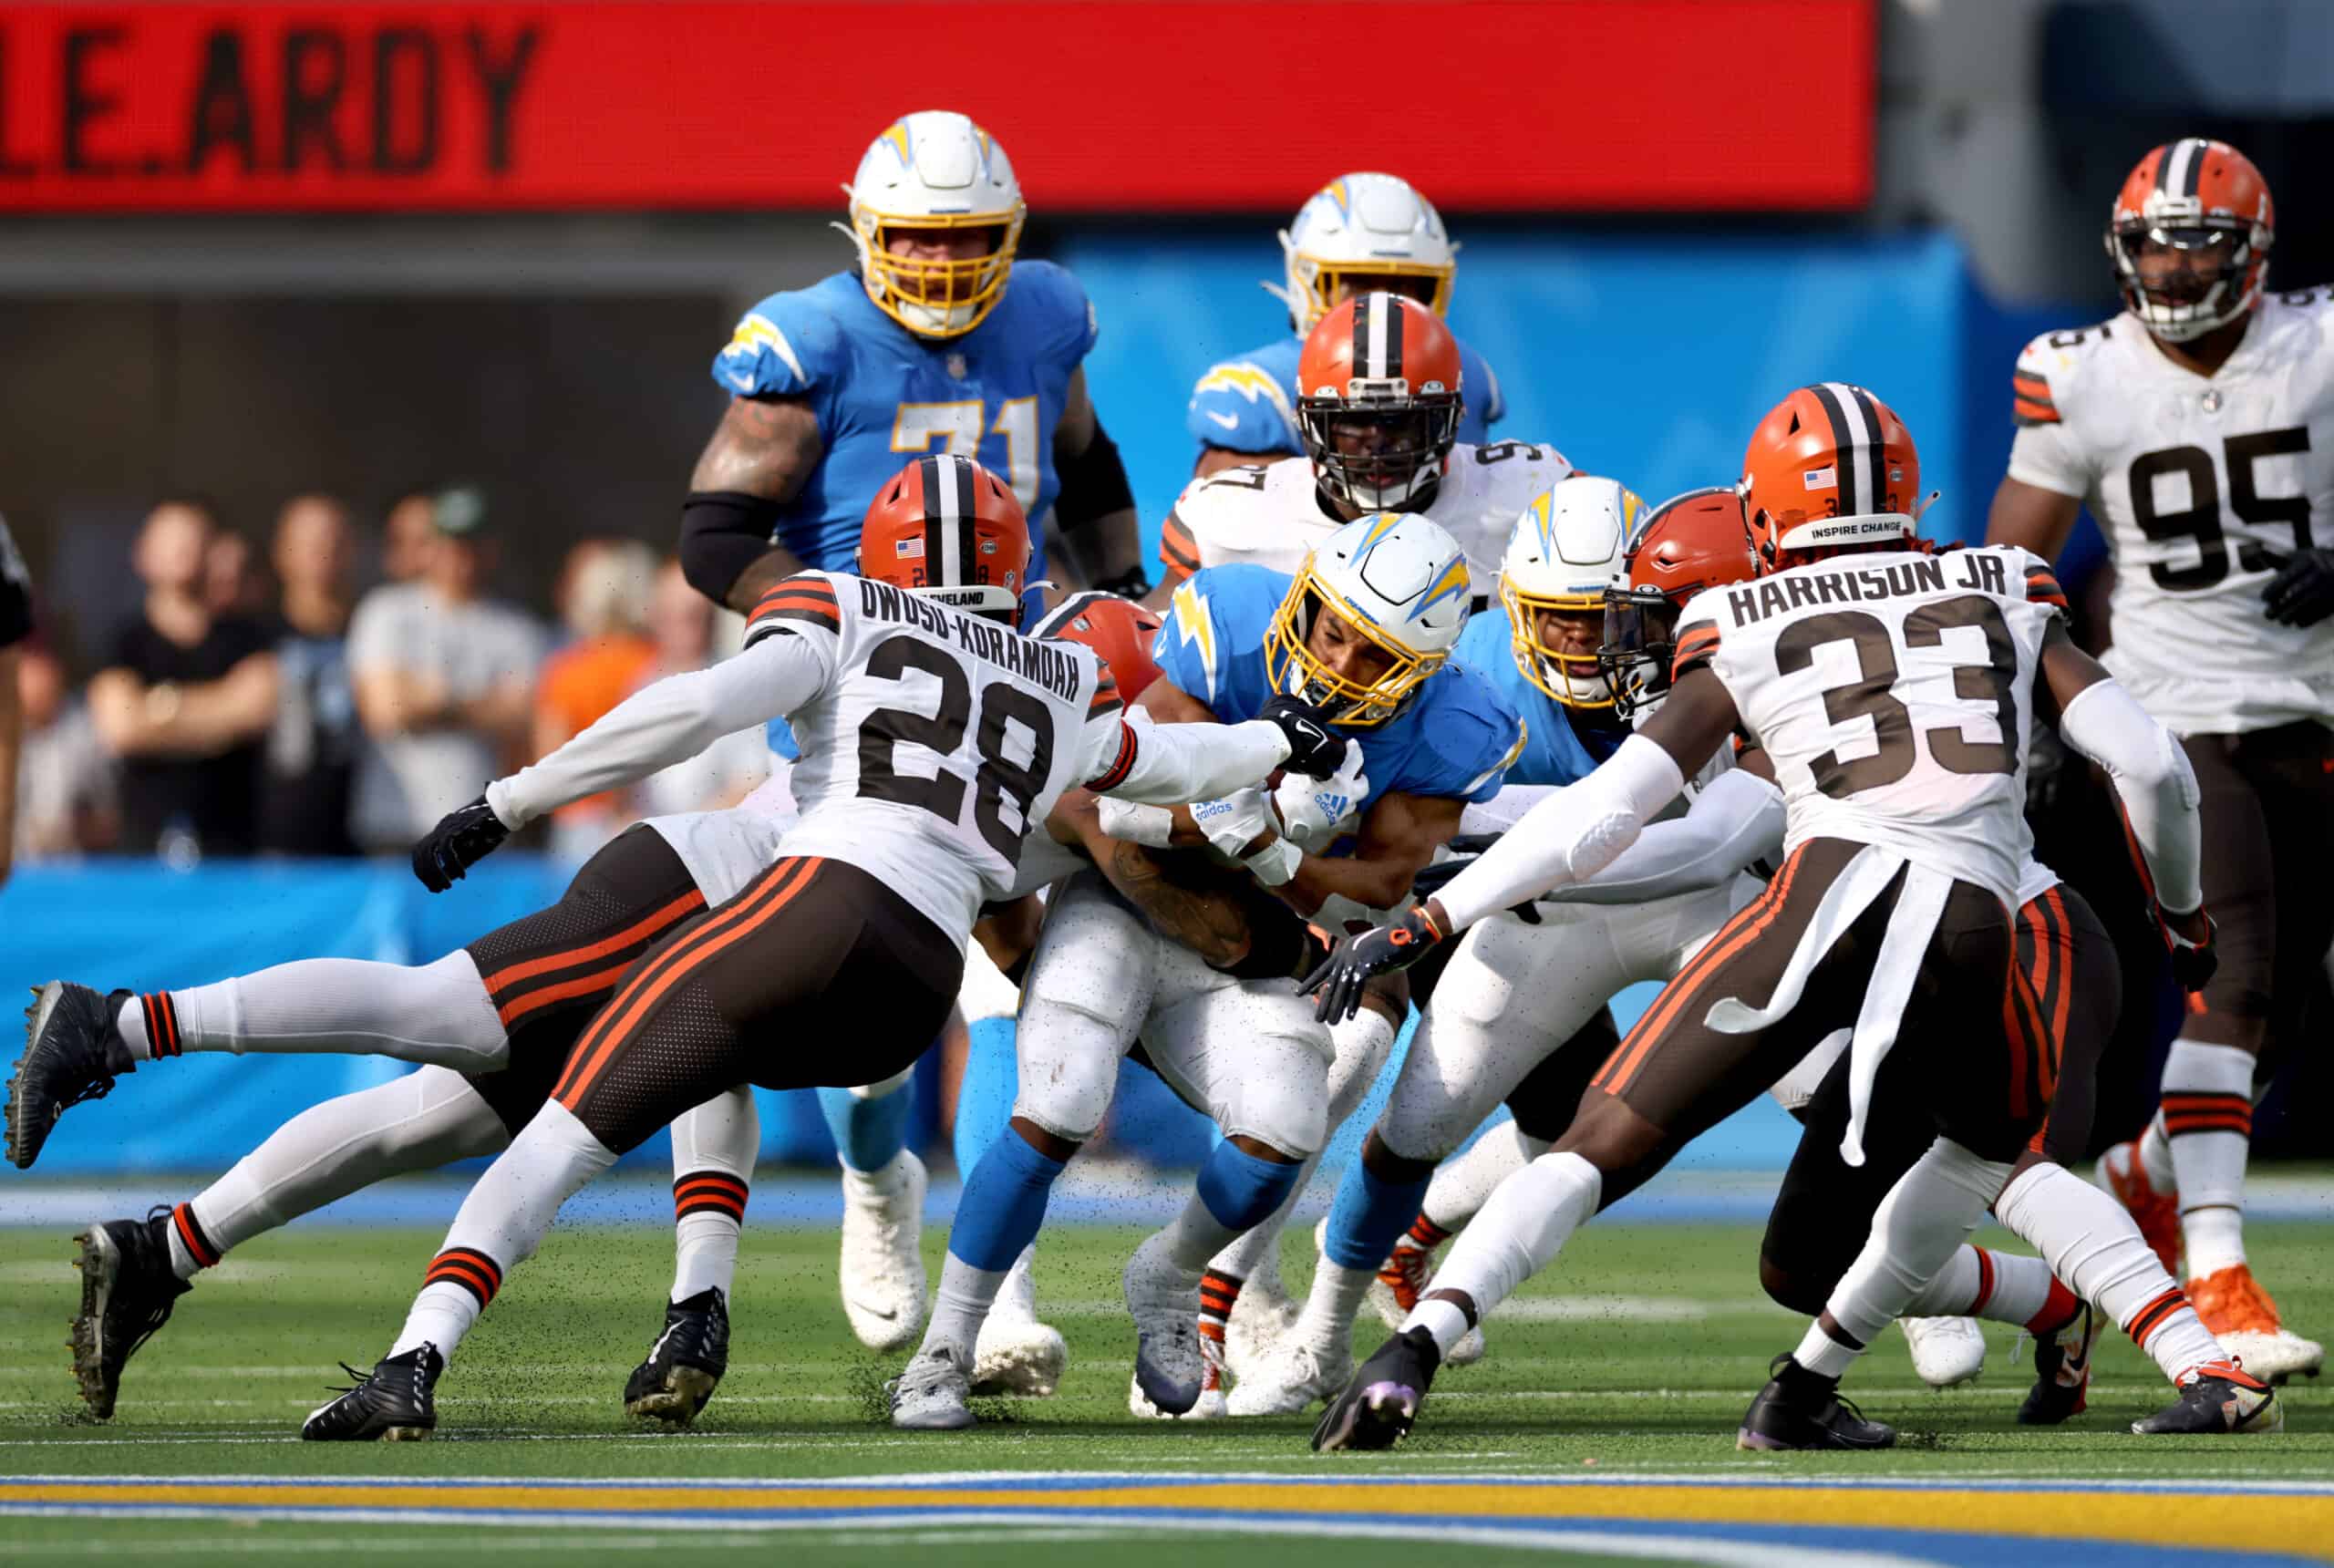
2098;1137;2181;1275
1376;1242;1432;1317
2186;1264;2325;1384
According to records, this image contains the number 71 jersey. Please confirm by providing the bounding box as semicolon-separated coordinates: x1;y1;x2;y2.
2006;287;2334;736
1672;546;2065;906
743;572;1127;944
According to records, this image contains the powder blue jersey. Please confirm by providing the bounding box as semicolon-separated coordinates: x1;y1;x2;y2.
714;261;1099;585
1152;564;1523;811
1449;609;1621;789
718;262;1098;758
1185;330;1504;459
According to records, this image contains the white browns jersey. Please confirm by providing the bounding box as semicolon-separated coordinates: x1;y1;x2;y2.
1158;441;1575;604
2008;287;2334;735
1673;546;2066;906
742;572;1133;944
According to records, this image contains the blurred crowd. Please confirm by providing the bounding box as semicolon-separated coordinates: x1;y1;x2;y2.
14;490;764;871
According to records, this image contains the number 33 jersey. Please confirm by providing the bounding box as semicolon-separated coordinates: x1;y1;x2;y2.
744;572;1131;943
2007;287;2334;735
1671;546;2064;906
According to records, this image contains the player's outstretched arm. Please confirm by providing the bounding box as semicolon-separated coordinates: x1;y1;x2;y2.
1073;702;1329;807
1534;768;1785;908
681;394;823;614
2038;622;2206;930
481;633;832;840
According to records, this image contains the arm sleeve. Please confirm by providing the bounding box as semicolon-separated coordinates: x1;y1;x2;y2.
1540;769;1785;907
1460;782;1561;835
1073;708;1292;804
2055;676;2204;915
488;631;834;830
1430;733;1688;931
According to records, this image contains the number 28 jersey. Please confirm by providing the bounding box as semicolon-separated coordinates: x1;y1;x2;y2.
2007;287;2334;735
744;572;1130;944
1672;546;2065;906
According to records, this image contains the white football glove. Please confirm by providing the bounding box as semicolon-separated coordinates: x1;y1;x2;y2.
1273;748;1368;850
1190;788;1302;886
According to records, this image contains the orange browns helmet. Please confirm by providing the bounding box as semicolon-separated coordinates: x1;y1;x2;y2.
1739;384;1921;573
1599;487;1758;719
2108;138;2274;344
858;453;1029;620
1030;590;1165;703
1296;292;1464;511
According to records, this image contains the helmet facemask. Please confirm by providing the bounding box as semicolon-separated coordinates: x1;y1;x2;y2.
1264;573;1442;729
2109;219;2265;344
1597;587;1681;721
842;209;1023;338
1299;399;1461;512
1285;256;1454;332
1499;576;1615;710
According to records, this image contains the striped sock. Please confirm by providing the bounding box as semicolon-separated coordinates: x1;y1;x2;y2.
1402;1213;1451;1253
2122;1284;2225;1383
1198;1269;1242;1367
163;1202;220;1279
391;1247;503;1360
122;992;182;1061
671;1170;748;1303
2161;1039;2254;1277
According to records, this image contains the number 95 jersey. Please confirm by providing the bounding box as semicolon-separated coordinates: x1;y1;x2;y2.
2006;287;2334;736
1671;546;2064;906
746;572;1125;944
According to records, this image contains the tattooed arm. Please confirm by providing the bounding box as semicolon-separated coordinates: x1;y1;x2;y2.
681;394;826;614
1048;788;1256;968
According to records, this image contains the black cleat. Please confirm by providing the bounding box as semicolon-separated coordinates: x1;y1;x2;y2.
70;1208;191;1420
2132;1360;2280;1435
1737;1356;1895;1450
2019;1302;2098;1426
624;1286;729;1425
9;984;135;1170
1312;1326;1441;1452
303;1346;441;1441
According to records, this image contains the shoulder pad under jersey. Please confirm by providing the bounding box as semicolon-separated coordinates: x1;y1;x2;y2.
1187;341;1303;452
1401;665;1528;803
2009;316;2121;429
713;283;852;398
1002;259;1101;368
1152;564;1288;711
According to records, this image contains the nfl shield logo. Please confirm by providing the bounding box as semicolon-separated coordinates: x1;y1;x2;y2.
946;353;969;379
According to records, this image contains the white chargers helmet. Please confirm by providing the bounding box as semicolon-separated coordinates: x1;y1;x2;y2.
1499;476;1647;710
839;111;1025;339
1266;511;1471;728
1274;172;1458;333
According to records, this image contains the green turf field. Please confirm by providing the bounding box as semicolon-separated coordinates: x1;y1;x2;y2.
0;1209;2325;1564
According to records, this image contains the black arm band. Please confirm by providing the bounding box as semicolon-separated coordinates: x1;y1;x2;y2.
679;490;786;606
1055;422;1135;531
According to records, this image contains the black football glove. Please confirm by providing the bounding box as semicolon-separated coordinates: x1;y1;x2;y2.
2262;547;2334;627
1301;903;1451;1024
1258;694;1349;779
411;795;512;892
2163;908;2218;995
1410;834;1543;924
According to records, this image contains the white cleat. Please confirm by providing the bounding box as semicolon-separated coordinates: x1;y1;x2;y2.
888;1345;975;1430
839;1150;927;1354
2217;1328;2325;1386
1901;1315;1987;1388
1225;1335;1351;1417
1224;1274;1299;1379
972;1246;1066;1397
1123;1229;1205;1416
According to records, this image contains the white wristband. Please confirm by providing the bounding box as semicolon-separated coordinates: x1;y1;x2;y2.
1241;835;1303;887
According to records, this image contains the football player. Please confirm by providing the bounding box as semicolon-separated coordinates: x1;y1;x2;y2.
10;459;1340;1430
1987;138;2329;1382
1160;293;1568;603
1305;386;2268;1451
1223;480;1785;1415
675;110;1152;1370
888;512;1523;1429
1370;489;2259;1430
292;456;1344;1439
1186;173;1503;478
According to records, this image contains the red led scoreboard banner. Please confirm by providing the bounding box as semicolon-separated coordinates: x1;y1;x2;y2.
0;2;1873;213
